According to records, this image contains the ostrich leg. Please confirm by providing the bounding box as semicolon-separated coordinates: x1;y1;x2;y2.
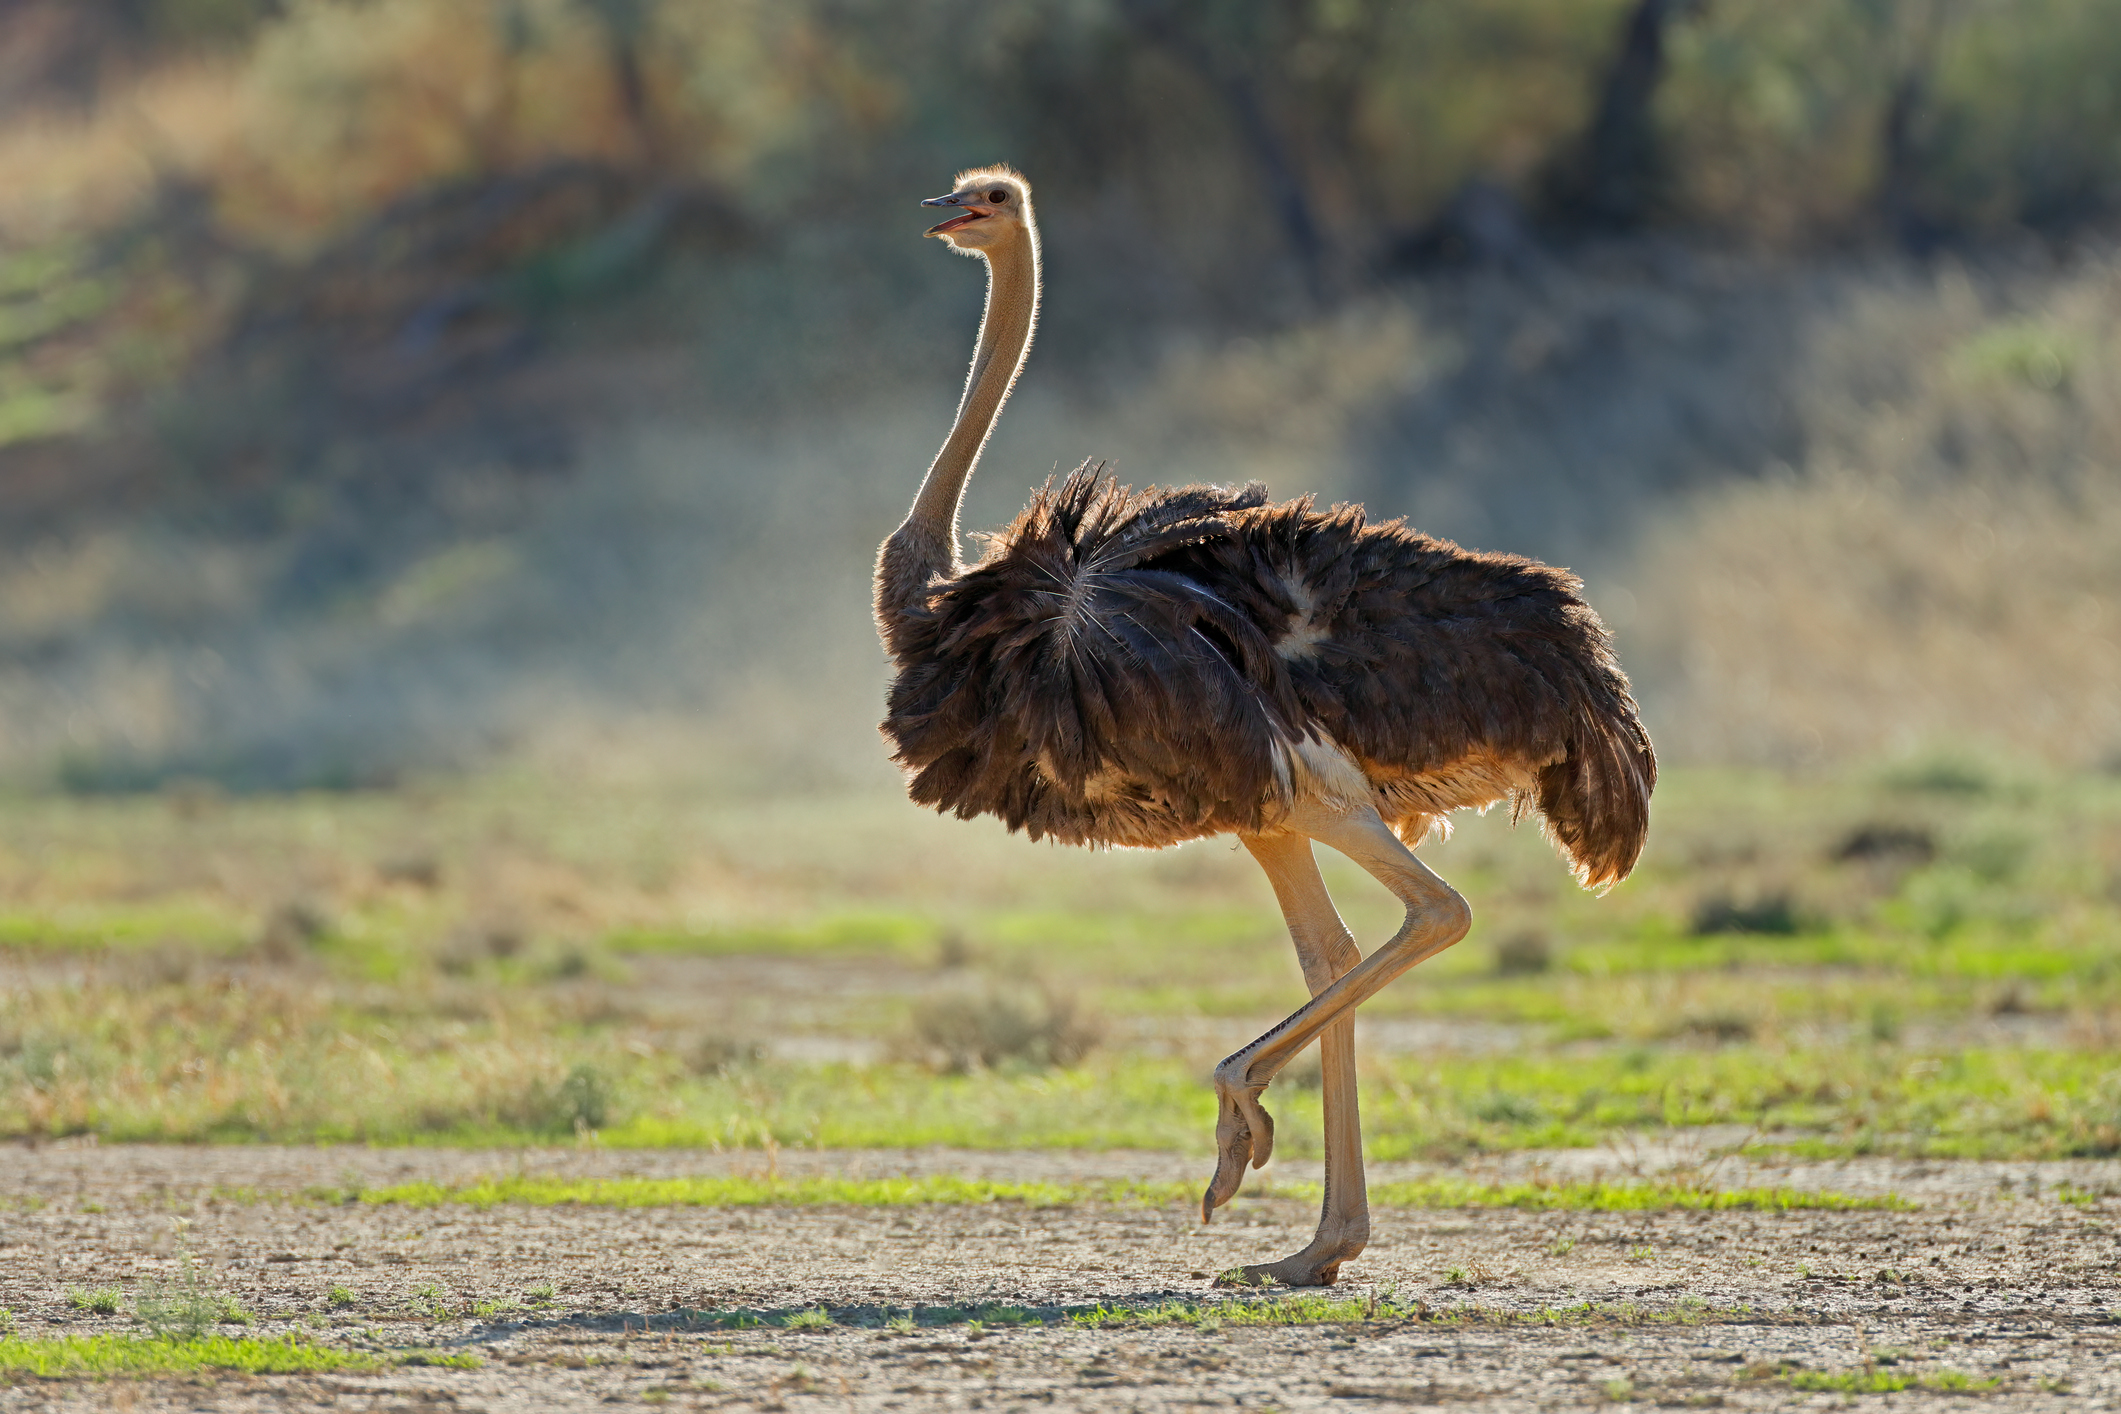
1226;830;1368;1287
1203;801;1472;1284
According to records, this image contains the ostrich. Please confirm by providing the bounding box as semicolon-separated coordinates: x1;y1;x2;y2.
875;166;1655;1288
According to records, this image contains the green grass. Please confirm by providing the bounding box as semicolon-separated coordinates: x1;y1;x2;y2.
579;1045;2121;1162
0;1333;379;1377
1780;1368;2000;1394
344;1173;1899;1213
1067;1294;1750;1329
63;1287;122;1315
606;912;937;959
0;903;248;954
1070;1293;1424;1328
1364;1178;1906;1212
353;1174;1190;1209
2;764;2120;1160
10;1023;2121;1159
695;1294;1749;1331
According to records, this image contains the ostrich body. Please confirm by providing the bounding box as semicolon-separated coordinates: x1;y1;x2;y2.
875;167;1655;1287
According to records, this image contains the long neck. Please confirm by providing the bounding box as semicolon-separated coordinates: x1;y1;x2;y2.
876;233;1039;649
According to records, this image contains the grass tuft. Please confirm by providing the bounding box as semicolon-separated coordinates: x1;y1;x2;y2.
63;1287;123;1316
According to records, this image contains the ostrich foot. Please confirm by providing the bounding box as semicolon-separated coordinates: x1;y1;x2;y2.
1214;1232;1365;1289
1200;1058;1276;1221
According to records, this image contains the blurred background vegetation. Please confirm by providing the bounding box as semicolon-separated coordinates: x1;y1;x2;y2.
2;0;2121;1161
1;0;2118;785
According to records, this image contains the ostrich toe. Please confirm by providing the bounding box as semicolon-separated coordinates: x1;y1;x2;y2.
1200;1071;1275;1221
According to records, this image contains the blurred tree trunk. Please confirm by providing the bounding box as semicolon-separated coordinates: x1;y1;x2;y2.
1119;0;1327;303
1541;0;1698;232
1876;0;1961;252
1877;66;1933;252
574;0;661;168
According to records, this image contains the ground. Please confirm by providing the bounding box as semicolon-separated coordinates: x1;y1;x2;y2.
1;769;2119;1406
0;1144;2115;1411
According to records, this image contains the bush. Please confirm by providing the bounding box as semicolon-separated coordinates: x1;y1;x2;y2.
1493;931;1553;975
1690;892;1803;937
900;982;1102;1075
501;1062;617;1135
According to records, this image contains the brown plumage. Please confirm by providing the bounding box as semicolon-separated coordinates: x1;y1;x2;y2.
875;165;1654;1289
882;466;1653;886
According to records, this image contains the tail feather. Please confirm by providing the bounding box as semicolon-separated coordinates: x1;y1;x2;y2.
1536;699;1656;893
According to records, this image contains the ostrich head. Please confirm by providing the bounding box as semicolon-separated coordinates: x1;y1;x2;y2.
921;166;1034;255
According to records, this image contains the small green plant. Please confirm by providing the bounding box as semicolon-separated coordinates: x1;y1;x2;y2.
526;1281;558;1305
1442;1265;1470;1286
976;1305;1037;1326
781;1307;833;1330
1548;1237;1576;1256
65;1287;123;1316
1626;1244;1654;1261
472;1296;523;1321
133;1250;248;1339
409;1282;449;1319
1601;1377;1635;1401
0;1310;14;1336
326;1286;357;1309
884;1313;916;1334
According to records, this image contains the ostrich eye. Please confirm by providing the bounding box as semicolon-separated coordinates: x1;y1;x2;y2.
988;190;1009;203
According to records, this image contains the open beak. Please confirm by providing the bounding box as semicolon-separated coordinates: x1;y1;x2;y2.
922;192;993;237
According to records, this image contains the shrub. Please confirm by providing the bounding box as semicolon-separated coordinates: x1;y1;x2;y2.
1493;930;1553;975
501;1062;617;1135
1690;892;1802;936
901;981;1102;1074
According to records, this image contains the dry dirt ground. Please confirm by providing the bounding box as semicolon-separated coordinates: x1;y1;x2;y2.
1;1145;2118;1412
